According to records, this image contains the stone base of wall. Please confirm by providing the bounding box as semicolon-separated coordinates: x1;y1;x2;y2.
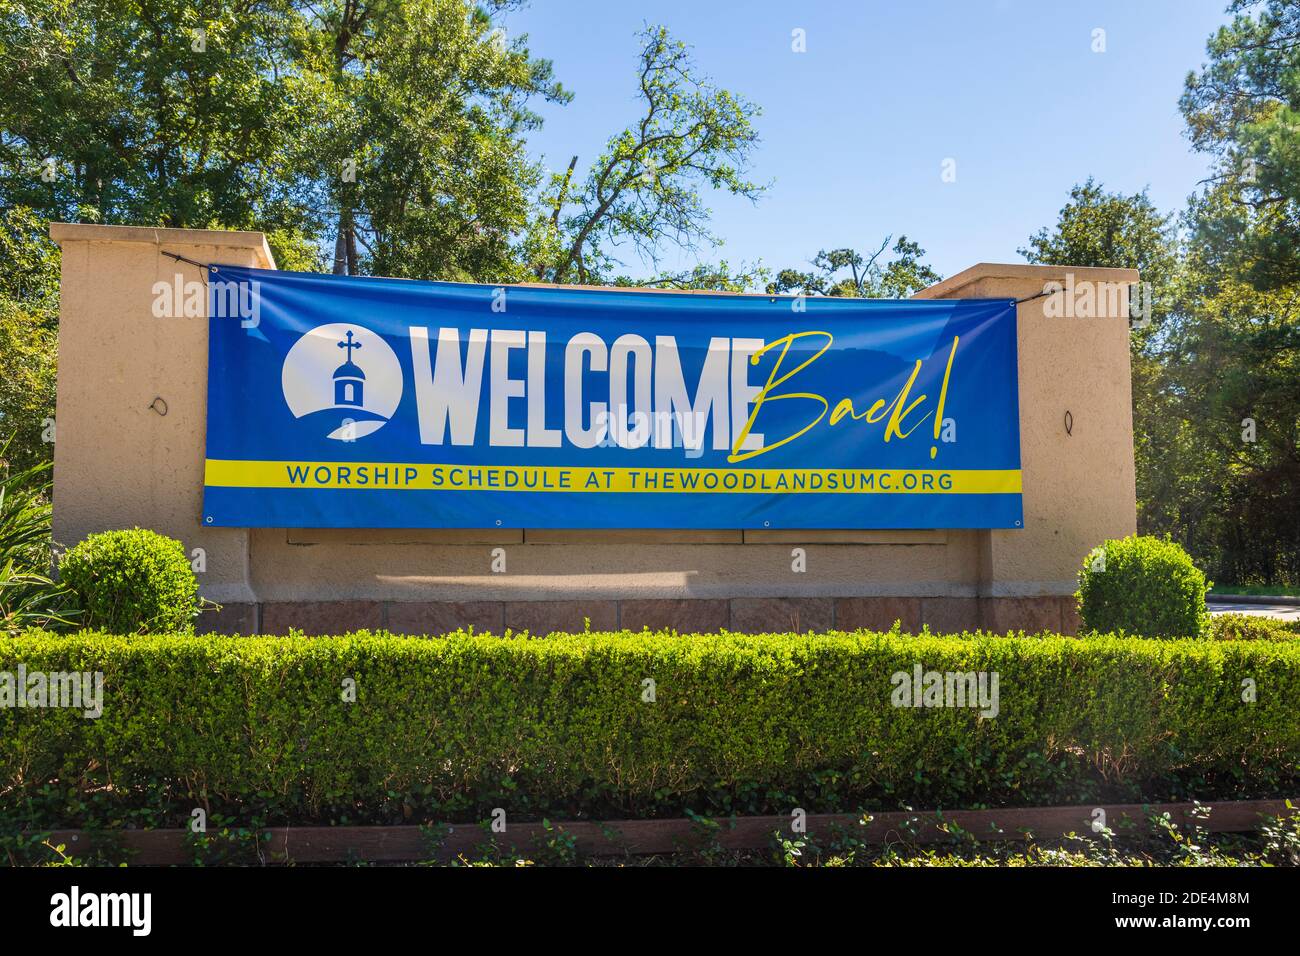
198;596;1081;637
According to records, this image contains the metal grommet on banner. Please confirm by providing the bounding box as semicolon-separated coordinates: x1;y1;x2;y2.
149;397;168;417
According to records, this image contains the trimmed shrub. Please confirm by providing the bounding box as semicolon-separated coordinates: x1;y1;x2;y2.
1076;535;1210;638
58;529;198;634
1;629;1298;830
1209;613;1300;641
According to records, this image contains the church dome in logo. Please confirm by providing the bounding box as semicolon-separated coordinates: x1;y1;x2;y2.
282;323;402;440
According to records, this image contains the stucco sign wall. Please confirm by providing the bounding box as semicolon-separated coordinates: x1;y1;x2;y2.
49;224;1138;636
203;266;1022;530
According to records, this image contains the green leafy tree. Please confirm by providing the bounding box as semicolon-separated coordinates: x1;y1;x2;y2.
0;207;58;469
1019;179;1178;295
0;0;308;232
767;235;941;298
534;25;764;285
293;0;568;280
1163;186;1300;584
1172;2;1300;583
0;0;568;465
1181;0;1300;291
0;0;322;467
0;0;568;281
612;260;769;293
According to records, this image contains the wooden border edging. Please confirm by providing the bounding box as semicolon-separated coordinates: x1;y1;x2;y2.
39;799;1297;865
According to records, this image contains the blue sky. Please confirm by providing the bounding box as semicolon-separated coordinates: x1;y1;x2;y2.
502;0;1232;284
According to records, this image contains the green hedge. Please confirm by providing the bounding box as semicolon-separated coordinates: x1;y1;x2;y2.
1209;613;1300;641
2;629;1298;828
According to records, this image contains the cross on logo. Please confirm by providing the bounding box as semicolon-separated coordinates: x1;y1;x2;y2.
338;330;363;361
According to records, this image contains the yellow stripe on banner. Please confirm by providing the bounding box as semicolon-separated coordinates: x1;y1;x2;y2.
204;460;1022;495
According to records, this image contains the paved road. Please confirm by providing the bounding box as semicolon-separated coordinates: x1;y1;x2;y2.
1208;600;1300;621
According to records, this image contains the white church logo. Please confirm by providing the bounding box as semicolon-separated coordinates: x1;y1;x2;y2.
281;323;402;440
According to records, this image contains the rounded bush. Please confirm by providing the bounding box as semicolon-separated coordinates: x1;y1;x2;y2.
1076;534;1210;638
59;528;199;634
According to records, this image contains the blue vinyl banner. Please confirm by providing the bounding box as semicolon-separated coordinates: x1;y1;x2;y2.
203;266;1022;529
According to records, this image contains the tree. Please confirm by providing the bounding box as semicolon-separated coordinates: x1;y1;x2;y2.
1181;0;1300;290
1175;0;1300;583
0;0;307;233
767;236;941;298
1165;186;1300;584
0;206;58;470
294;0;568;280
534;25;764;285
612;260;768;293
0;0;570;466
1019;178;1178;293
0;1;568;281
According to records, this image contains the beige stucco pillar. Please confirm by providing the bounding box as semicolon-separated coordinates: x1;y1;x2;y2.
913;263;1139;608
50;224;276;616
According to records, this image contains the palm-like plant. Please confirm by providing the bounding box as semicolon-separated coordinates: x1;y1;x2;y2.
0;435;77;633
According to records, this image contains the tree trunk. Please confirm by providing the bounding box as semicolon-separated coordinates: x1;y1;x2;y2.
333;206;350;275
